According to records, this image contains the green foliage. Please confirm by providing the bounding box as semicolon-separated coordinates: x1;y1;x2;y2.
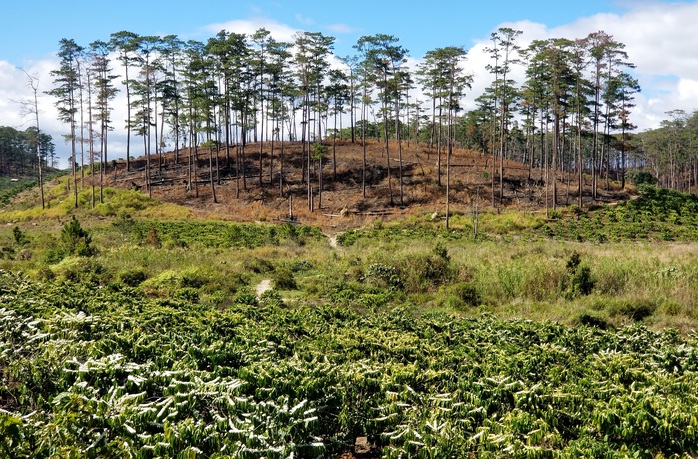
52;256;106;285
576;312;611;330
539;186;698;242
1;272;698;457
564;252;595;298
0;180;37;207
259;290;284;307
630;170;658;186
115;219;322;249
362;263;404;291
440;281;480;310
60;216;94;257
272;267;296;290
605;298;659;322
117;267;148;287
12;226;28;246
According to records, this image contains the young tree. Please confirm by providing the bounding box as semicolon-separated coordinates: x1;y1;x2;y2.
131;35;162;197
158;35;185;165
266;39;292;194
294;31;334;211
608;72;640;188
326;68;350;179
252;28;272;187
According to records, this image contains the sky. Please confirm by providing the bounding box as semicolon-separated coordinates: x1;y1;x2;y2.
2;0;698;167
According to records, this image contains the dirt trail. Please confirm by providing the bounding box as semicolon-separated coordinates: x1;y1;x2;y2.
255;279;272;298
327;234;338;248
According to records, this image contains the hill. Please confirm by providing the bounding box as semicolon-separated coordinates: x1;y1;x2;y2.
100;139;634;231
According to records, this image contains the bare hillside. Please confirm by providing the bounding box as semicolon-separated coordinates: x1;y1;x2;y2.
103;139;633;230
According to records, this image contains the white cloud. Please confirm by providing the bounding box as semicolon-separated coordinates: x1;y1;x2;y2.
326;23;356;34
204;18;299;43
294;13;314;26
457;2;698;130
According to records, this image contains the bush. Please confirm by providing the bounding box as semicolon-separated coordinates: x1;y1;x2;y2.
259;290;284;307
400;251;454;293
174;287;200;303
576;312;611;330
117;268;148;287
36;265;55;282
13;226;28;246
564;252;595;298
607;298;657;322
450;282;481;308
362;263;403;291
439;281;481;311
272;268;296;290
53;256;106;285
234;291;258;306
242;257;274;274
630;170;657;186
180;269;208;289
61;216;94;257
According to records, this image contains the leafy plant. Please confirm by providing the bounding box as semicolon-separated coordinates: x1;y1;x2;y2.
272;267;296;290
60;216;94;257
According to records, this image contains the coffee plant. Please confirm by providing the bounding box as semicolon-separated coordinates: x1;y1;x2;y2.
1;270;698;457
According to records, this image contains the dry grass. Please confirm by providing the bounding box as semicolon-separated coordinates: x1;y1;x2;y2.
97;139;635;233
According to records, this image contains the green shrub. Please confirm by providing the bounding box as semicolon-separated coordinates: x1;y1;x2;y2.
174;287;200;303
362;263;403;291
44;246;65;264
180;269;208;289
400;252;453;292
272;267;296;290
61;216;94;257
564;252;595;298
259;290;284;307
607;298;658;322
117;268;148;287
242;257;274;274
630;170;657;186
12;226;28;246
576;312;611;330
448;282;481;309
234;291;258;306
36;265;55;282
53;256;106;285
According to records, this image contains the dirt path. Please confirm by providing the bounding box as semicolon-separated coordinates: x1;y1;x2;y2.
328;234;338;248
255;279;272;298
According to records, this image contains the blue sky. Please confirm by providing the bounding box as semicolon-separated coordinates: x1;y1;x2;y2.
2;0;698;165
4;0;628;65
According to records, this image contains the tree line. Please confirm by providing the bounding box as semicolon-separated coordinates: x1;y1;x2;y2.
0;126;54;176
47;26;644;213
632;109;698;192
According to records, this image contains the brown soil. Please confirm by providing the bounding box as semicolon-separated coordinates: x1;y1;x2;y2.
104;139;634;232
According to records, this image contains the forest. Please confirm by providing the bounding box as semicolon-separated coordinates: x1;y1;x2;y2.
44;26;666;214
0;126;55;176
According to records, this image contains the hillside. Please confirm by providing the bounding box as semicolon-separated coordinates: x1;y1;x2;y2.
101;139;634;230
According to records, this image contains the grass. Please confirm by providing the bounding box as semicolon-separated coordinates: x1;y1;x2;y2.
1;180;698;333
